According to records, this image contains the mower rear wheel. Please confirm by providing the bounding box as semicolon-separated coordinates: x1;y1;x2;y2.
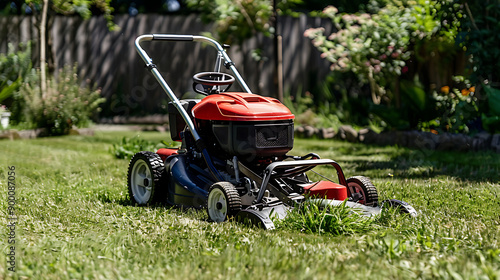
346;176;379;207
127;151;166;205
207;182;241;222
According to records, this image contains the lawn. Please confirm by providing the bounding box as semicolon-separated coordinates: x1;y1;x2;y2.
1;128;499;279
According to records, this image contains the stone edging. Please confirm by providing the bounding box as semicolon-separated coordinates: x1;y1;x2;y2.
0;128;95;140
295;125;500;153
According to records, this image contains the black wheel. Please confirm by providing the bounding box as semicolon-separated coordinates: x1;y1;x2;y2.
346;176;379;207
207;182;241;222
382;199;418;217
127;151;167;205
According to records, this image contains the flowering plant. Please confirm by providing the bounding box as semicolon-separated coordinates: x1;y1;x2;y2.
423;76;479;133
305;1;461;107
0;105;8;115
305;4;413;104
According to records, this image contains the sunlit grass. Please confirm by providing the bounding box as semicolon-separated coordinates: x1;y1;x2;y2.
0;130;499;279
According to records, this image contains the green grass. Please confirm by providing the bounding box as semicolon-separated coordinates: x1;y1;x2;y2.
1;129;500;279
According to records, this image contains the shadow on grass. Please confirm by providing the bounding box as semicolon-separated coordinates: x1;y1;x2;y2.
96;192;174;209
346;147;500;182
95;191;209;217
96;192;135;206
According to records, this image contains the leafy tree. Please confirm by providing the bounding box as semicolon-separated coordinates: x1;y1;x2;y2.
185;0;302;98
25;0;116;98
459;1;500;86
185;0;303;45
0;43;32;105
460;1;500;132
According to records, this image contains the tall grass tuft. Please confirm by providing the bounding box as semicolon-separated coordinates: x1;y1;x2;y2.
276;200;378;235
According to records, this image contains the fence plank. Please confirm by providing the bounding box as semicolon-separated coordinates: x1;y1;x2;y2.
2;14;333;117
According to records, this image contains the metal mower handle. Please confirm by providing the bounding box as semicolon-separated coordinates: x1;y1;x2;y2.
134;33;250;182
152;34;194;41
135;34;252;94
134;34;203;144
133;34;256;182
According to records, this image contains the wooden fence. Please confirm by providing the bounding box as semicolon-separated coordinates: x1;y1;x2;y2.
1;14;334;117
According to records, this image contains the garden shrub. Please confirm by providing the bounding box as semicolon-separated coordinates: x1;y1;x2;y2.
420;76;479;133
306;1;463;102
304;0;467;131
110;136;174;160
305;4;412;104
20;64;105;135
481;86;500;133
283;89;343;130
0;42;32;122
459;2;500;87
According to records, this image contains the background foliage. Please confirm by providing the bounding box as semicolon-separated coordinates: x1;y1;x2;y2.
303;0;470;130
185;0;274;45
302;0;500;134
1;0;499;134
0;42;32;115
459;1;500;87
19;64;105;135
110;136;174;159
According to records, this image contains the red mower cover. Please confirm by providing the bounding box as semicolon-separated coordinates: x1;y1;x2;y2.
304;181;348;201
156;148;178;161
192;92;295;121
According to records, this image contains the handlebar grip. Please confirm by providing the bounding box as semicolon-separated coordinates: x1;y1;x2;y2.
152;34;194;41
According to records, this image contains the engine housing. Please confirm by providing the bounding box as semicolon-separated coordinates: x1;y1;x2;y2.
192;92;295;161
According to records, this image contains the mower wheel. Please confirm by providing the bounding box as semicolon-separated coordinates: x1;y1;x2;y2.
346;176;379;207
127;151;167;205
382;199;418;217
207;182;241;222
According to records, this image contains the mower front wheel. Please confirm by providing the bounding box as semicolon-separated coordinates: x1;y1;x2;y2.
207;182;241;222
346;176;379;207
127;151;167;205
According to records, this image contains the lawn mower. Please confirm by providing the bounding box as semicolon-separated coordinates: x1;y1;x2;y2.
128;34;416;229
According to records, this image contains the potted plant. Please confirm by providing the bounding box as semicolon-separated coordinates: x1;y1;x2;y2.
1;105;11;129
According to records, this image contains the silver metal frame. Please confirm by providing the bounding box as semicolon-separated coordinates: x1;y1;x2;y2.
134;34;253;142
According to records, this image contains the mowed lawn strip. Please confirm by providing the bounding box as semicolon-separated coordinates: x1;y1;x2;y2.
1;130;499;279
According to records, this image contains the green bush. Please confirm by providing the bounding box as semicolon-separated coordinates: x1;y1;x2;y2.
480;86;500;133
110;136;174;159
20;64;105;135
304;0;468;131
283;89;343;130
0;42;32;120
185;0;273;45
305;1;462;104
421;76;479;133
459;2;500;87
305;4;412;104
